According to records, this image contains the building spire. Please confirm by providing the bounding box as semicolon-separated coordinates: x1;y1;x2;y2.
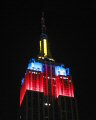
41;12;46;34
38;12;54;62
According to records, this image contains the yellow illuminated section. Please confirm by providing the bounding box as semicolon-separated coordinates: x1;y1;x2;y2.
43;39;47;56
40;40;42;53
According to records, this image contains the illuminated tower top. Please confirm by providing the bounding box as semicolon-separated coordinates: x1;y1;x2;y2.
20;13;78;120
38;12;54;62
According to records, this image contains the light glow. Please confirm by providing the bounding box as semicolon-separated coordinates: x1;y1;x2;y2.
44;103;51;106
21;78;24;85
44;103;48;106
66;68;70;76
40;40;42;53
43;39;47;56
55;65;66;76
27;59;42;72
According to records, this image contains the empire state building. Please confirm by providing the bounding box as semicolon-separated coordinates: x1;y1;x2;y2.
20;12;79;120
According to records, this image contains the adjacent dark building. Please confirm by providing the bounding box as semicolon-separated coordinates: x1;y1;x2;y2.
20;13;79;120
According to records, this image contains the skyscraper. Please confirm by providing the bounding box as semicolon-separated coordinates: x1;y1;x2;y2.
20;13;78;120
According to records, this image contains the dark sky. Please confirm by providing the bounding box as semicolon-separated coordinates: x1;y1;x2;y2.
2;0;96;120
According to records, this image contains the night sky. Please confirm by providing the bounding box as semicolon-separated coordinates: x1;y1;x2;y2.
2;0;96;120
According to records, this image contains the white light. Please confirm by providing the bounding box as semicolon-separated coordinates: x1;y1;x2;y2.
44;103;48;106
49;103;51;106
44;103;51;106
20;115;21;119
64;77;68;79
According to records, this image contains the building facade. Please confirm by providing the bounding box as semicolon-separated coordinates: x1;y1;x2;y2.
20;13;78;120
